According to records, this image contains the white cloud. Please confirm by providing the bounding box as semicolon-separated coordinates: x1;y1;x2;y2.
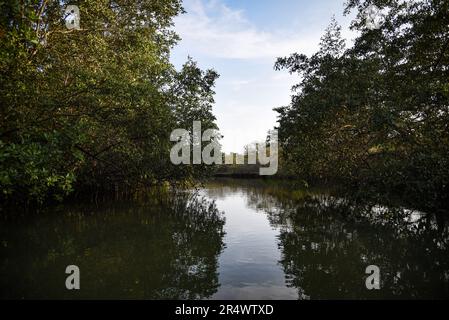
174;0;321;60
171;0;357;153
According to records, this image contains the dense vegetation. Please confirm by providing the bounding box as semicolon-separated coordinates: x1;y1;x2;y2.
0;0;219;204
275;0;449;213
2;0;448;213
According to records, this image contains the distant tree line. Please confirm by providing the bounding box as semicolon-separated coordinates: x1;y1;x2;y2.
0;0;219;204
274;0;449;212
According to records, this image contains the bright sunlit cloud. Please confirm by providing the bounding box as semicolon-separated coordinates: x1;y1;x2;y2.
171;0;357;153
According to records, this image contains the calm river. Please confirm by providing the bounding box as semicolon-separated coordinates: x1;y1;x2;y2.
1;179;448;299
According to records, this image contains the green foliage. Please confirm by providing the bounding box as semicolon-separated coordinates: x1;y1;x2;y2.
275;1;449;211
0;0;220;204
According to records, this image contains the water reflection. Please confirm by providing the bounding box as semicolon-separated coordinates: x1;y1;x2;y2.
0;190;225;299
204;187;297;299
1;180;448;299
208;179;449;299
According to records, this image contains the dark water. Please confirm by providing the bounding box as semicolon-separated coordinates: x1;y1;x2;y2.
1;179;448;299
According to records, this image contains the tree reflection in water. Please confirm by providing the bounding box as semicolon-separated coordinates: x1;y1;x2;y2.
2;180;448;299
0;189;225;299
207;179;449;299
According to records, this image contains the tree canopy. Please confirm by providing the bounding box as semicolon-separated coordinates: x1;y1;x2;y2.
275;0;449;212
0;0;219;203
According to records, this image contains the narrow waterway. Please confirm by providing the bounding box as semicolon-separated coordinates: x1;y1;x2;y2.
1;179;448;299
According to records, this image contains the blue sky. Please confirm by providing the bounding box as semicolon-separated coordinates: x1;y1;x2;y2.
171;0;357;153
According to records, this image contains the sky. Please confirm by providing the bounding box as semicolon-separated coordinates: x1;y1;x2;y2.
170;0;358;153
